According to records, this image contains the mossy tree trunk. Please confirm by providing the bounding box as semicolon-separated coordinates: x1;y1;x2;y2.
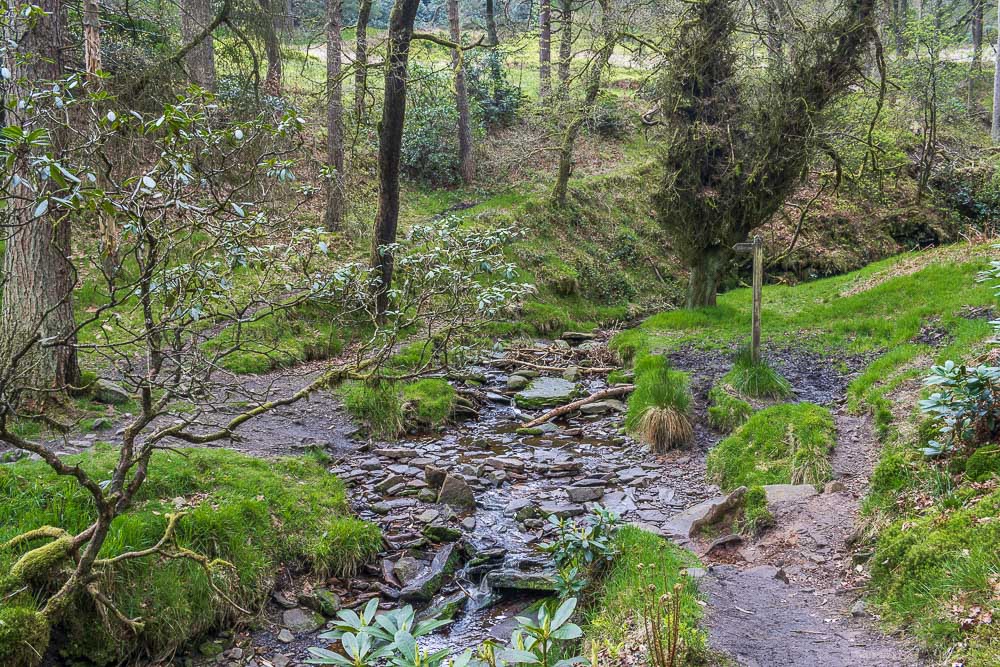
258;0;284;96
687;246;728;308
355;0;374;121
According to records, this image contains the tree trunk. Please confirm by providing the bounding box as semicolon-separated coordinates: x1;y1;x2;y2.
258;0;283;96
893;0;908;55
371;0;421;319
82;0;103;81
687;247;727;308
550;0;611;206
180;0;217;89
969;0;983;110
355;0;373;121
762;0;783;70
2;0;80;399
557;0;572;98
485;0;499;45
448;0;475;183
539;0;551;100
325;0;345;230
993;0;1000;143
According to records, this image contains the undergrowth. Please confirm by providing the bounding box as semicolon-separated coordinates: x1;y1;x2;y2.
0;447;381;665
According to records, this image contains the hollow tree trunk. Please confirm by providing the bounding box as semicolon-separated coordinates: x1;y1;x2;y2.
448;0;475;182
355;0;373;121
82;0;102;81
258;0;283;96
485;0;499;45
325;0;345;230
2;0;80;399
539;0;551;99
181;0;217;89
687;246;727;308
557;0;572;98
371;0;421;319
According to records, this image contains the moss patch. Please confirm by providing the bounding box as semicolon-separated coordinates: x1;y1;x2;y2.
0;448;381;665
706;402;836;490
402;378;456;429
0;605;50;667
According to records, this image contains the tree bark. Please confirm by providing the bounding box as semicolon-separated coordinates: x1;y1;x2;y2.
325;0;345;230
539;0;552;99
448;0;475;183
258;0;283;96
485;0;500;45
371;0;421;319
2;0;80;399
893;0;908;55
687;246;727;308
355;0;373;121
557;0;572;98
993;0;1000;143
82;0;103;81
180;0;217;89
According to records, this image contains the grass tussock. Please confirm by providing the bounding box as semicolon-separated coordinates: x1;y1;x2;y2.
625;355;694;453
707;384;753;432
724;346;792;399
340;377;456;439
706;402;836;490
0;447;381;666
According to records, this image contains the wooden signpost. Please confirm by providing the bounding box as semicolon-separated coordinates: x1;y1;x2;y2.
733;235;764;364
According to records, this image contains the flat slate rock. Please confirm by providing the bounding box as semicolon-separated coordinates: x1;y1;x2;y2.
762;484;818;504
514;377;580;409
659;495;732;540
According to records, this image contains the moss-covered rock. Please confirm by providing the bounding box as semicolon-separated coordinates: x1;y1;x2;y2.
965;445;1000;482
0;605;50;667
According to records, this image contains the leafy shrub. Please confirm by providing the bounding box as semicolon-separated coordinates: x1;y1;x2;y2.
402;64;477;185
706;402;836;490
919;360;1000;456
339;380;404;439
466;48;524;130
539;505;621;599
216;74;288;117
625;355;693;452
707;384;752;432
723;346;792;399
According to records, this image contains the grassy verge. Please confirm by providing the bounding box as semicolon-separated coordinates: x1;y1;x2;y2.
582;526;707;664
706;402;837;490
0;447;381;666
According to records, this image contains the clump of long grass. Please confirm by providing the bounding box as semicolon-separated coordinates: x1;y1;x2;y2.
626;355;694;453
788;423;834;486
724;345;792;399
707;385;752;432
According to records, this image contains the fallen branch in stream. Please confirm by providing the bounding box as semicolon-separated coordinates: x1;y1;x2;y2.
521;384;635;428
494;358;618;374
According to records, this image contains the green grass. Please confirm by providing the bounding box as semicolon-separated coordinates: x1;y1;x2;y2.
707;384;753;432
737;485;774;536
401;378;456;429
0;447;381;665
869;487;999;664
723;346;791;399
706;402;837;490
581;526;707;663
340;377;456;438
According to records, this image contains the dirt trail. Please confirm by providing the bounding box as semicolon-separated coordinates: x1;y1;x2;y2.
695;409;924;666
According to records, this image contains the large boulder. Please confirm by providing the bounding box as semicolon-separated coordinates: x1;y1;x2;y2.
400;543;462;602
437;474;476;509
514;377;580;409
93;379;131;405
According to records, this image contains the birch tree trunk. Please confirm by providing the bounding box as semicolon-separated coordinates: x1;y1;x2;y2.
448;0;475;182
371;0;421;319
325;0;345;230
